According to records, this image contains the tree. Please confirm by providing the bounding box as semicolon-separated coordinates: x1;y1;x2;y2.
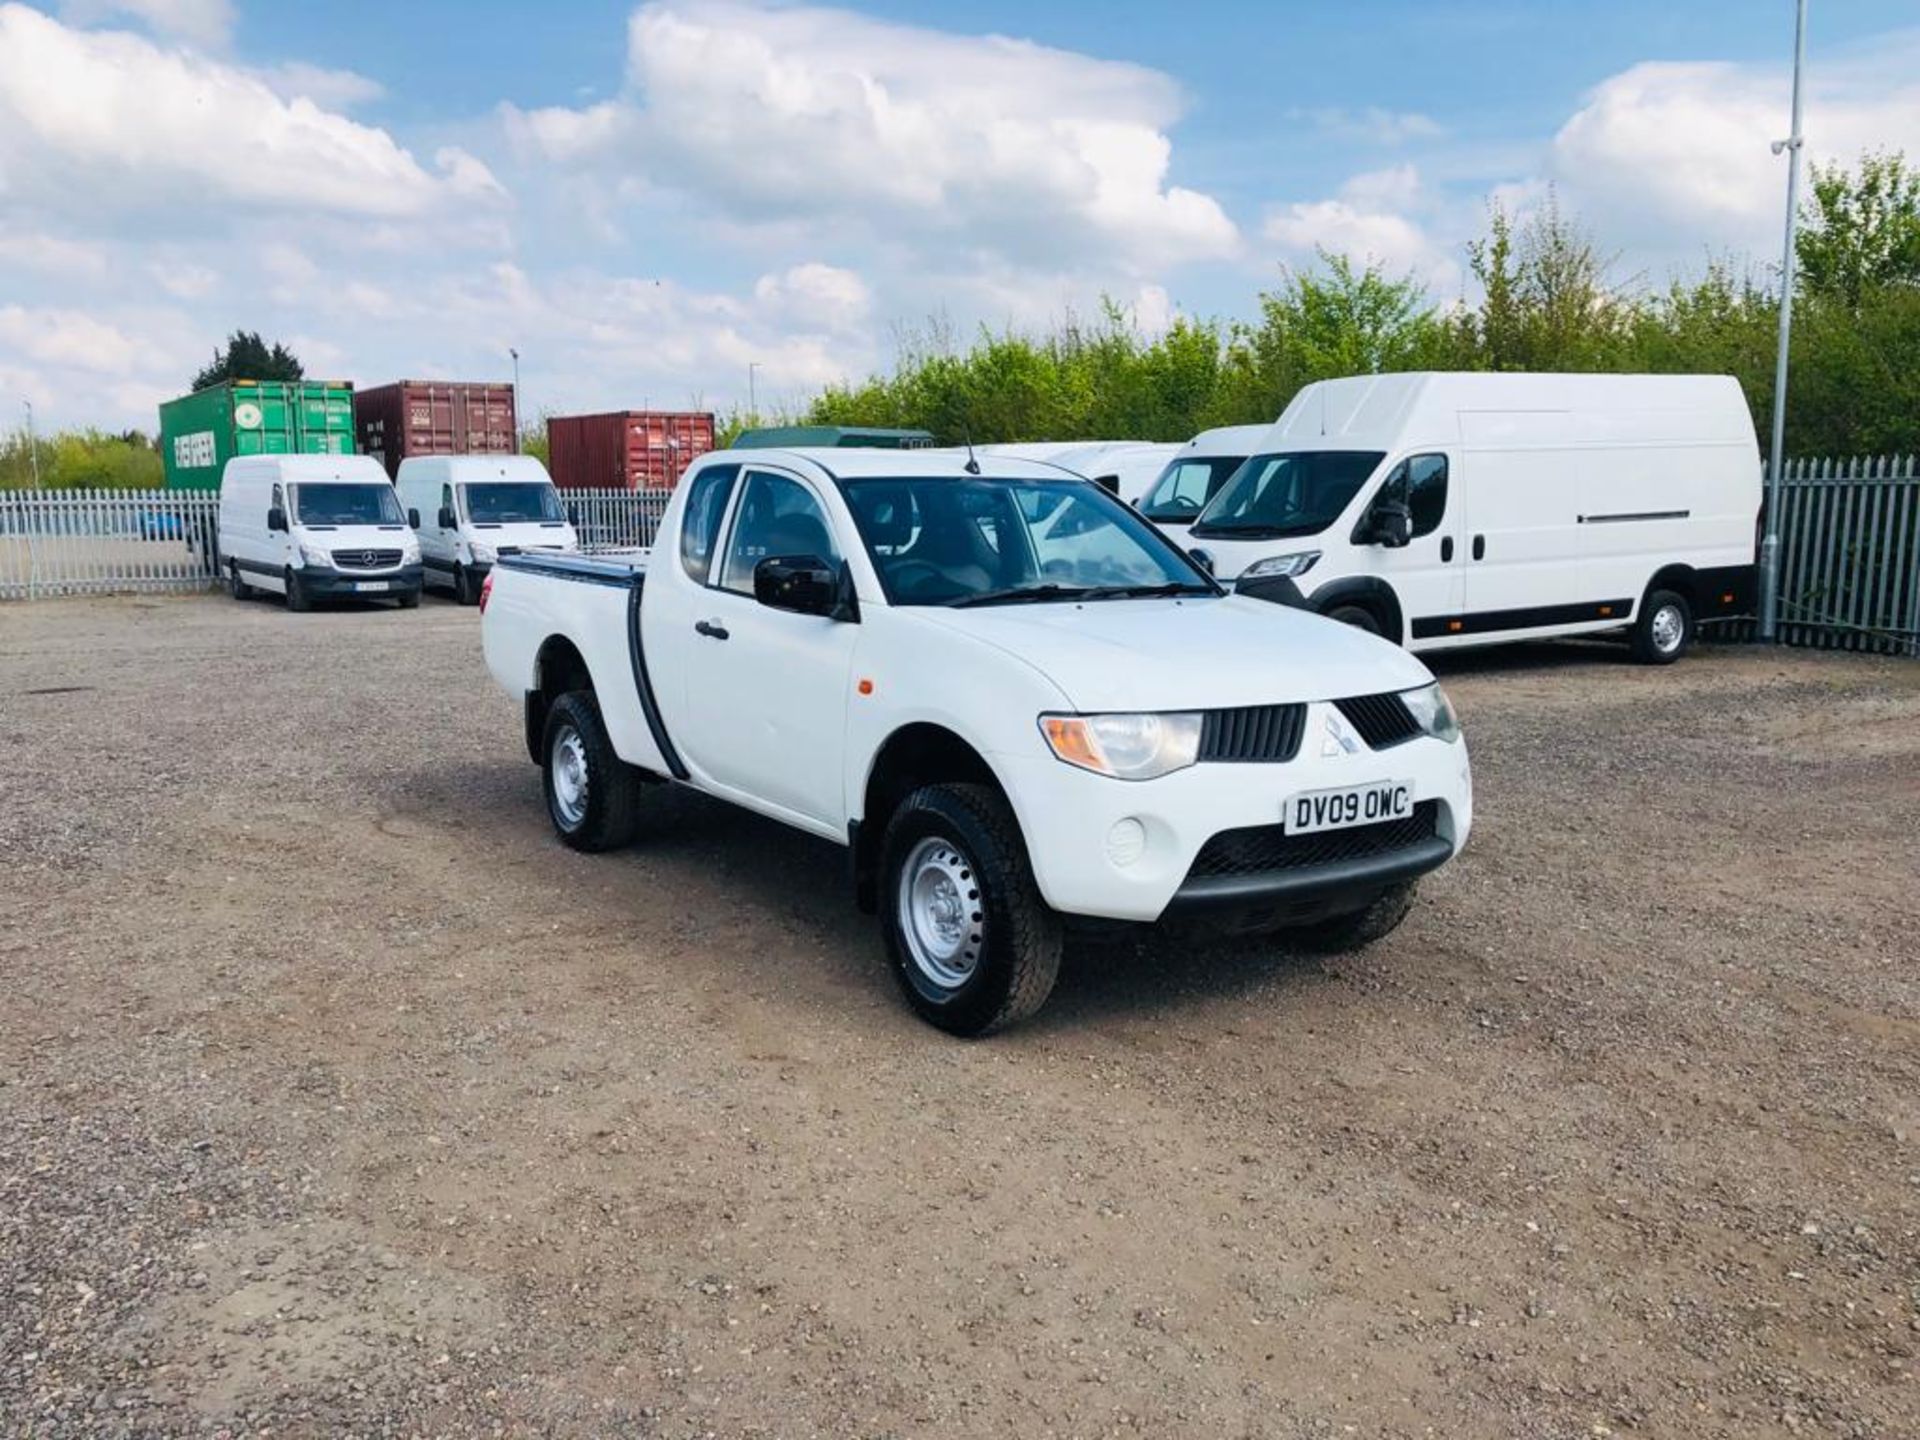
1464;190;1631;370
1797;152;1920;307
192;331;304;391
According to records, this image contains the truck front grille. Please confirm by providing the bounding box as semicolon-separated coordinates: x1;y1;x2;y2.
1333;692;1421;749
1198;704;1306;763
1187;801;1439;879
331;548;404;571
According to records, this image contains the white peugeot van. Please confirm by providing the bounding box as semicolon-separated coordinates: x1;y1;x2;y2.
218;454;422;611
396;455;578;605
1136;424;1273;545
1186;373;1761;663
981;442;1181;504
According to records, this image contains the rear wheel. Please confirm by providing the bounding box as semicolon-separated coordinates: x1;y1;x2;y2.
879;782;1061;1036
1631;588;1692;664
1295;880;1417;952
284;567;312;613
541;691;642;852
1325;604;1384;638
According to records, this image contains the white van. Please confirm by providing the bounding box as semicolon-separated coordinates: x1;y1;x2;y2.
1136;424;1273;543
218;454;422;611
981;441;1181;504
1185;373;1760;663
396;455;578;605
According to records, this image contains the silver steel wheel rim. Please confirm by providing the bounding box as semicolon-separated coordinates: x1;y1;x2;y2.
1652;603;1684;653
551;726;589;828
898;836;984;991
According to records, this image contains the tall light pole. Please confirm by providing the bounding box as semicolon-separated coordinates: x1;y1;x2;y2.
1759;0;1808;642
747;362;760;420
23;399;40;489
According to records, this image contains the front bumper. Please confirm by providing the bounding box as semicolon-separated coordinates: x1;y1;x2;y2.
299;562;424;597
993;703;1472;924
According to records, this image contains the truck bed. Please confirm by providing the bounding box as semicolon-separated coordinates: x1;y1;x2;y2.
495;549;649;586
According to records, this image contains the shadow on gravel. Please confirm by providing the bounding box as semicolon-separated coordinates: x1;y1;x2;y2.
1421;637;1632;677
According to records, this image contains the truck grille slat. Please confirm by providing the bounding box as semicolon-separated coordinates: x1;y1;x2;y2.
1198;704;1305;763
330;548;404;571
1188;801;1439;879
1332;692;1422;749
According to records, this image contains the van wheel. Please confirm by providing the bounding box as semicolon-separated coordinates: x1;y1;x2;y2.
454;564;478;606
1325;604;1384;638
1632;588;1692;664
1296;880;1416;952
285;567;312;613
879;782;1062;1036
542;691;641;852
228;561;251;601
395;587;420;610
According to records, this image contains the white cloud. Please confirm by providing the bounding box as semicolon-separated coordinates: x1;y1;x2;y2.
147;259;217;299
58;0;232;48
0;227;108;276
1262;167;1456;288
0;4;504;222
0;302;164;375
262;60;384;111
1295;107;1444;145
1548;39;1920;258
505;0;1237;271
753;262;872;333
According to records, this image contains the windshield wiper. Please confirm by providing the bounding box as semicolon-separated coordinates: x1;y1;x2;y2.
946;583;1096;609
1078;581;1217;600
1189;522;1301;539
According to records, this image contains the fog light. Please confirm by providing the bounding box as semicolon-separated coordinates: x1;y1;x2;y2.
1105;817;1147;868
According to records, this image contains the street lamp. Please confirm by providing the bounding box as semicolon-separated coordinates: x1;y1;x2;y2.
23;399;40;489
748;362;760;420
1758;0;1808;642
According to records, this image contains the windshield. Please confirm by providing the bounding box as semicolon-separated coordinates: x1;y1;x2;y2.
1139;455;1250;522
1189;450;1384;539
461;482;564;524
292;483;405;527
842;476;1217;607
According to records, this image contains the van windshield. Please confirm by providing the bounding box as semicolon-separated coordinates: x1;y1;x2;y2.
1139;456;1250;522
293;483;405;526
461;482;564;524
1189;451;1384;539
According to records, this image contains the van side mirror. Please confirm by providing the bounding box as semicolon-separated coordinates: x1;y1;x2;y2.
407;507;421;529
267;506;287;533
1366;500;1412;548
1188;547;1215;575
754;555;851;620
437;506;456;530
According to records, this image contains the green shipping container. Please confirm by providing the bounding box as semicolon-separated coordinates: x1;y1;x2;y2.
159;380;357;490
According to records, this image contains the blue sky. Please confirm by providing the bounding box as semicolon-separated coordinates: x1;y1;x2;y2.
2;0;1916;430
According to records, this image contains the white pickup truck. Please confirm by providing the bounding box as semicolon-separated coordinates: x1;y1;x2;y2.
481;446;1473;1034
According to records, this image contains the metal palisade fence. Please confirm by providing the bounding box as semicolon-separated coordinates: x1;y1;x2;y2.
1;469;1916;658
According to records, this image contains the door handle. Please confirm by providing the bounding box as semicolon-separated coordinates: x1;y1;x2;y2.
1440;536;1454;563
1472;534;1486;561
694;619;730;641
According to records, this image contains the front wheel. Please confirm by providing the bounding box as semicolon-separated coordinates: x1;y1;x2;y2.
228;561;251;601
879;783;1062;1036
1631;588;1692;664
454;563;479;606
284;567;312;613
541;691;642;852
1294;880;1417;952
1325;604;1385;638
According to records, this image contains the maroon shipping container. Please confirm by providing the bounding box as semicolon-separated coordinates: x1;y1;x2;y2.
354;381;518;479
547;410;717;492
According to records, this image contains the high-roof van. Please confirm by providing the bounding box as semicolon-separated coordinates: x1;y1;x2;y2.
218;454;422;611
396;455;577;605
981;441;1181;503
1137;424;1273;542
1185;373;1760;663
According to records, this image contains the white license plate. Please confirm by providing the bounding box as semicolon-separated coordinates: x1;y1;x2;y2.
1287;780;1414;834
354;580;390;592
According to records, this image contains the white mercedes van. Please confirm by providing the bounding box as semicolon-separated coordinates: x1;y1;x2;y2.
1137;424;1273;546
396;455;578;605
218;454;422;611
1187;373;1761;663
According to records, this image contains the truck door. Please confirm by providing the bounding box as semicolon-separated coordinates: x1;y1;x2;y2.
679;466;859;828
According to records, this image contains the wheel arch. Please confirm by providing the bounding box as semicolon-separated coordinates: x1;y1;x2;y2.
1642;563;1700;613
851;723;1006;913
1306;575;1405;643
525;634;594;765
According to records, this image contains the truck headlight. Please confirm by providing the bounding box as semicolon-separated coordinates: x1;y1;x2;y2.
1039;712;1203;781
1401;683;1461;743
298;542;331;567
468;540;497;564
1238;551;1320;582
401;539;420;563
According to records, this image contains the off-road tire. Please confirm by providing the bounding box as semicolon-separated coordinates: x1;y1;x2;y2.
285;567;312;613
1631;587;1692;665
1295;879;1417;952
541;691;642;853
879;782;1062;1036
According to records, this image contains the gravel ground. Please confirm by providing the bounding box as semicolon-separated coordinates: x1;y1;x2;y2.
2;592;1917;1439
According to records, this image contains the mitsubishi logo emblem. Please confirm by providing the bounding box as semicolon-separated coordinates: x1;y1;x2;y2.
1320;712;1360;758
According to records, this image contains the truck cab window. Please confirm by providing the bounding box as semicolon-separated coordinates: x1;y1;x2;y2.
719;472;839;594
678;464;739;585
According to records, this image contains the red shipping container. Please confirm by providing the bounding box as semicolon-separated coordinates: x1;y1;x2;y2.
355;381;518;479
547;410;716;492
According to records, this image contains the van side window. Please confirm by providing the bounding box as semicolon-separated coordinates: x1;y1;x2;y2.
1378;455;1448;539
441;484;455;520
271;483;285;514
679;464;741;585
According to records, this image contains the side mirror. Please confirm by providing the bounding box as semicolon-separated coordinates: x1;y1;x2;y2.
1092;474;1120;496
1188;547;1215;575
437;506;456;530
753;554;845;619
266;506;287;533
1367;501;1412;548
407;507;421;529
